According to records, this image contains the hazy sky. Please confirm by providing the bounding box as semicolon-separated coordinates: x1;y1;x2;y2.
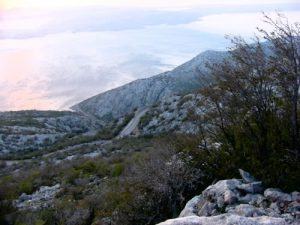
0;0;299;111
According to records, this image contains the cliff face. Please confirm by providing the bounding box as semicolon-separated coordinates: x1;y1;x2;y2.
71;51;228;120
158;169;300;225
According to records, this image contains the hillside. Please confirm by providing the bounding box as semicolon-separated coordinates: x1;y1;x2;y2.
0;50;227;158
0;110;101;157
71;50;228;121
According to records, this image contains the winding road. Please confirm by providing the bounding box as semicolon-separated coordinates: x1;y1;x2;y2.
118;108;149;138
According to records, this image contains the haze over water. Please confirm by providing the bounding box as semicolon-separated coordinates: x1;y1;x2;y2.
0;0;299;111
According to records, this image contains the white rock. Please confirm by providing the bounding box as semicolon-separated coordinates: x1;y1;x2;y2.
239;169;257;183
179;195;204;217
227;204;267;217
14;184;61;210
224;190;238;205
157;214;287;225
291;191;300;202
203;179;242;200
238;182;264;194
264;188;292;202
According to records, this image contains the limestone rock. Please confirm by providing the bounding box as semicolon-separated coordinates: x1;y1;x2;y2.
157;214;287;225
238;181;264;194
202;179;242;200
227;204;267;217
179;195;204;217
14;184;61;210
264;188;292;203
159;170;299;225
238;194;266;206
198;201;218;216
224;189;238;205
291;191;300;202
239;169;257;183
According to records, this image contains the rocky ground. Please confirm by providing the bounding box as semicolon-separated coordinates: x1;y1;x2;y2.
0;110;100;156
14;184;61;211
158;169;300;225
139;94;203;135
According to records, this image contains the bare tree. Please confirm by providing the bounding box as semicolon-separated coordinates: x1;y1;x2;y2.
259;12;300;159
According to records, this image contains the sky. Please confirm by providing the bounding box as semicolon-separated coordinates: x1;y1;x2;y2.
0;0;299;111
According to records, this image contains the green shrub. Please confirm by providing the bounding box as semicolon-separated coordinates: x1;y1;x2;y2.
111;163;124;177
139;113;153;128
17;180;34;194
79;160;97;175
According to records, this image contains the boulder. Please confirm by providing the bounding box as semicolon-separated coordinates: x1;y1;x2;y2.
290;191;300;202
237;181;264;194
161;170;299;225
227;204;267;217
179;195;204;217
238;194;265;205
264;188;292;203
197;201;218;216
202;179;242;200
14;184;61;210
157;214;287;225
224;189;238;205
239;169;257;183
285;201;300;214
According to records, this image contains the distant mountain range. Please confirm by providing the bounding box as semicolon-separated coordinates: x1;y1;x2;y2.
71;50;228;121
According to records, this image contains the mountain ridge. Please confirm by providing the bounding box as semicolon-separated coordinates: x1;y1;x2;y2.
71;50;228;121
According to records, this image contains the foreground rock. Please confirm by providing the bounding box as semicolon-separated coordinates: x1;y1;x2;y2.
158;169;299;225
159;214;287;225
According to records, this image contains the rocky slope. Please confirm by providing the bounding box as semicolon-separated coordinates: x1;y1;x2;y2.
14;184;61;211
0;110;100;156
158;169;300;225
138;93;203;135
71;50;227;121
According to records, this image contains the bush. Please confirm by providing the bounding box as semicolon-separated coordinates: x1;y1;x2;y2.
110;163;124;177
17;180;34;195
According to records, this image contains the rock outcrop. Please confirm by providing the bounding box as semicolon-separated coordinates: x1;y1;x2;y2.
158;170;300;225
14;184;61;211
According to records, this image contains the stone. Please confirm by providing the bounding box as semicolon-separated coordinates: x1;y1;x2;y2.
18;193;31;202
224;190;238;205
157;214;287;225
179;195;204;217
239;169;257;183
285;201;300;214
198;201;218;216
291;191;300;202
227;204;267;217
269;202;281;215
170;170;299;225
14;184;61;210
92;217;112;225
264;188;292;202
237;182;264;194
202;179;242;200
238;194;266;206
216;196;224;208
